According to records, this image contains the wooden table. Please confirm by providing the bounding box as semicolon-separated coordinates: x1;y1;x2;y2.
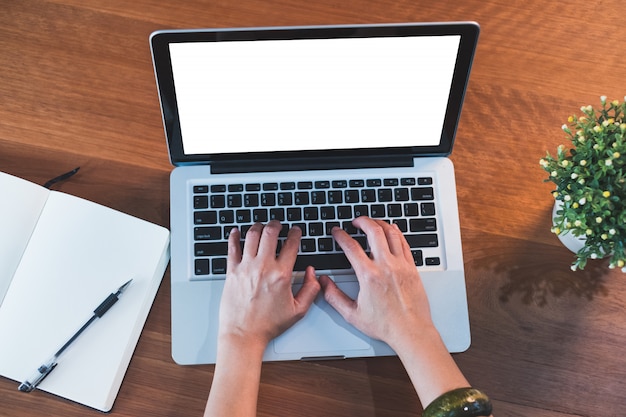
1;1;625;416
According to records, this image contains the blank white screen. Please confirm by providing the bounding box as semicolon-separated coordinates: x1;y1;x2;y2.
169;35;460;155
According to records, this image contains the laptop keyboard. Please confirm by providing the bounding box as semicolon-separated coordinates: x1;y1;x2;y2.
191;175;443;279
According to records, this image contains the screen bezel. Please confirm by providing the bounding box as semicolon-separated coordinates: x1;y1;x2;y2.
150;22;479;167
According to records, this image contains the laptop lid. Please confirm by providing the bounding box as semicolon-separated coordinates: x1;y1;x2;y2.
150;22;479;173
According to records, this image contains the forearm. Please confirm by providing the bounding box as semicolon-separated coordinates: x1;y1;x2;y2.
204;336;266;417
391;325;470;409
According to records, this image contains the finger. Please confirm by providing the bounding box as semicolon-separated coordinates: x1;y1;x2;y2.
331;226;370;275
227;227;242;269
392;222;416;264
377;220;407;256
242;222;264;257
293;266;321;317
319;275;357;323
352;216;390;257
277;225;302;268
256;220;281;258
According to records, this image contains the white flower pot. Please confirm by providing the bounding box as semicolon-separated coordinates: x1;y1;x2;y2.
552;201;586;254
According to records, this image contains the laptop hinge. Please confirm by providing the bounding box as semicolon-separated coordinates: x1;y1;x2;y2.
210;154;414;174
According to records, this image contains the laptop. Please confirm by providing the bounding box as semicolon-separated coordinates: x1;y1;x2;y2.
150;22;479;365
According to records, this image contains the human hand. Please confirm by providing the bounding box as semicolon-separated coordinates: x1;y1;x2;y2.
218;221;321;351
319;216;434;350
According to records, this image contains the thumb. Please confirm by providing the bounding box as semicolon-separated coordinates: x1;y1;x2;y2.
293;266;321;316
319;275;357;323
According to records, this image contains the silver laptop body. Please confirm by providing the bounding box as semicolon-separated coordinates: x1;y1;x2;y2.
150;22;479;364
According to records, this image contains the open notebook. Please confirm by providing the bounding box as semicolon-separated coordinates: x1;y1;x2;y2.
0;172;170;411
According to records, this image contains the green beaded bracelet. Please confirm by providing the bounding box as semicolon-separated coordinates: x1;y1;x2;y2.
422;387;492;417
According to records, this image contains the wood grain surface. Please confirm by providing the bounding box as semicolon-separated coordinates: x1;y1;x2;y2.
1;1;625;416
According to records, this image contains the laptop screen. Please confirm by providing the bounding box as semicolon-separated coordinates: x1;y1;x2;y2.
151;23;479;166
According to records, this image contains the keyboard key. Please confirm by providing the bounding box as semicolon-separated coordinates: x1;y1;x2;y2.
366;179;381;187
404;203;419;217
227;194;242;207
263;182;279;190
194;195;209;209
341;221;358;235
395;188;410;201
344;190;359;203
253;209;268;222
426;257;441;266
194;211;218;224
405;234;438;248
320;206;336;220
332;180;348;188
411;187;434;200
195;259;210;275
337;205;352;219
328;190;343;204
261;193;276;206
410;218;437;232
311;191;326;204
421;203;436;216
384;178;399;186
280;182;296;190
211;194;225;208
387;204;403;217
349;179;364;187
270;208;285;221
378;188;393;202
301;238;316;252
244;193;259;207
411;250;424;266
304;207;318;220
318;238;334;251
401;178;416;186
295;192;310;205
392;219;408;232
246;183;261;191
353;205;369;218
294;253;352;271
298;181;313;189
218;210;234;224
194;226;222;240
212;258;227;274
325;221;340;235
195;242;228;256
287;207;302;221
370;204;385;218
211;185;226;192
193;185;209;193
361;189;376;202
228;184;244;192
277;192;293;205
309;222;324;236
315;181;331;189
418;177;433;185
236;209;251;223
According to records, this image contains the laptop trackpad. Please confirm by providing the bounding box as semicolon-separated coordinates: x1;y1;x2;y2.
273;281;371;355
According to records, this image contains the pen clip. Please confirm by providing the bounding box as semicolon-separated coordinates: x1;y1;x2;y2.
18;360;58;392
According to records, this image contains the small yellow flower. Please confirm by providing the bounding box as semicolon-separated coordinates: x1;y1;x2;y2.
593;125;603;133
613;100;620;106
580;160;587;166
564;195;571;201
561;160;569;167
572;202;579;209
596;217;603;223
568;116;575;123
618;260;625;268
574;220;582;227
586;229;593;235
603;191;611;198
621;123;626;131
553;227;561;234
614;152;621;158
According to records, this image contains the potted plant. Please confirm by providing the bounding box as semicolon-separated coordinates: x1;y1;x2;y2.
540;96;626;272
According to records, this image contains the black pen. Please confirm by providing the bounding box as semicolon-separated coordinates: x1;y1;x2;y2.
18;279;133;392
